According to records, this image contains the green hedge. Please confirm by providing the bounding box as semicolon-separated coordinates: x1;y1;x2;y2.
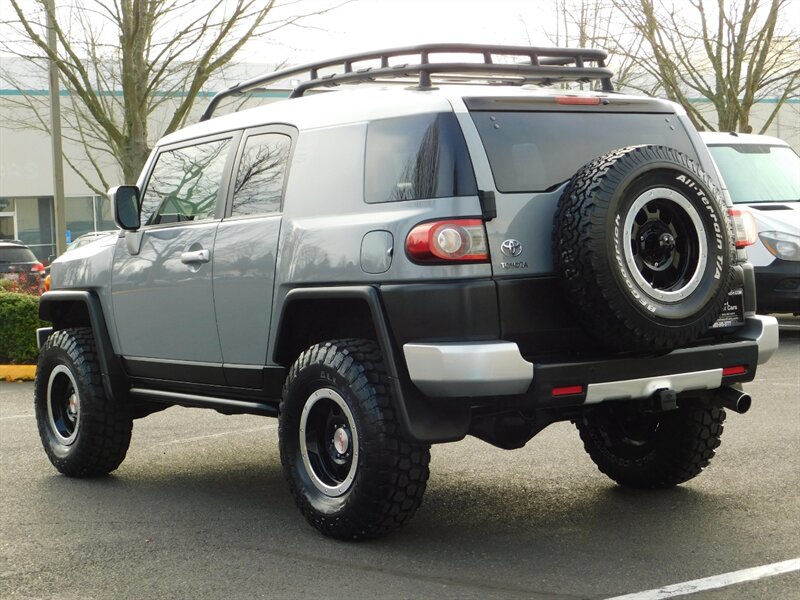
0;291;47;364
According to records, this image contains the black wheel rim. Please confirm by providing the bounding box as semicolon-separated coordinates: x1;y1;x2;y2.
47;365;80;445
299;388;359;497
623;187;707;303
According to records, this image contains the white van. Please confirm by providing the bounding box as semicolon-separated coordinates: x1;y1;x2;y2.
701;132;800;314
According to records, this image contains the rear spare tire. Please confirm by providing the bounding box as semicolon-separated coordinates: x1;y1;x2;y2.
553;145;735;352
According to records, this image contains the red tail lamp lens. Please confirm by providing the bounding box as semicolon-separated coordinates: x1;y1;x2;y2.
406;219;489;263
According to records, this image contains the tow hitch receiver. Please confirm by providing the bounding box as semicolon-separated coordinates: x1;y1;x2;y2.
654;389;678;411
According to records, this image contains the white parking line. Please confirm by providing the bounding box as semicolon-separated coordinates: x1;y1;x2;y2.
154;424;276;446
605;558;800;599
0;414;34;421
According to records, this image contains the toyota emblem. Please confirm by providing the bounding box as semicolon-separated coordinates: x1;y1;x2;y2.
500;239;523;258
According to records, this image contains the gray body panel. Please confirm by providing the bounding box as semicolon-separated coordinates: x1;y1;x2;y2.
265;121;489;366
213;215;280;365
48;233;121;350
110;222;222;362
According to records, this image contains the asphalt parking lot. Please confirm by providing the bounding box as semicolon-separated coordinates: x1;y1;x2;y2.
1;326;798;599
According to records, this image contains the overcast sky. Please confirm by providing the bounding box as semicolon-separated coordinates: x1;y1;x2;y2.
251;0;558;64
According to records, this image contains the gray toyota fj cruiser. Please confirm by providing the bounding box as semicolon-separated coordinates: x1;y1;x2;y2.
35;44;779;540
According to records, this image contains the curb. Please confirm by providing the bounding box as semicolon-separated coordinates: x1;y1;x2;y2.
0;365;37;382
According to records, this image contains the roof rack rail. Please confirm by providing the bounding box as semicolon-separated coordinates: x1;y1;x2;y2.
199;43;614;121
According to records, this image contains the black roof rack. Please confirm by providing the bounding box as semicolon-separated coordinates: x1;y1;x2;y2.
199;43;614;121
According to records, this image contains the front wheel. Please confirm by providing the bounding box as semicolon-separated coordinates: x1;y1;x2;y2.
279;339;430;540
34;328;132;477
575;402;725;488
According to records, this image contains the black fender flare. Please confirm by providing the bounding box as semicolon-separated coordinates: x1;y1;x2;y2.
273;286;470;444
38;291;129;403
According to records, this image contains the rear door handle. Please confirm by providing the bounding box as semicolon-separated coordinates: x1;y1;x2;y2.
180;249;211;264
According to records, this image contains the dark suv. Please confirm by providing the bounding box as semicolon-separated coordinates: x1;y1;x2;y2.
35;44;778;540
0;241;45;292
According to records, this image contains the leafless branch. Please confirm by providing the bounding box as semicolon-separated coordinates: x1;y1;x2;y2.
2;0;350;183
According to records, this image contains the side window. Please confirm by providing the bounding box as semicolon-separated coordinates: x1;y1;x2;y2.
231;133;291;216
141;138;231;225
364;112;477;203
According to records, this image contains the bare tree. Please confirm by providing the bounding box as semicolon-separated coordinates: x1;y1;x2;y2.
610;0;799;133
520;0;644;90
1;0;346;193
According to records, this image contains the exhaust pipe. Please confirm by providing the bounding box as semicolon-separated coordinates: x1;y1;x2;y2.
716;386;752;414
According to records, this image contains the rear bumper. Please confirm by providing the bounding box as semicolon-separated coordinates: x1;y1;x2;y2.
403;315;778;405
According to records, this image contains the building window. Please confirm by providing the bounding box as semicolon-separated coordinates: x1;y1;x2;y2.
14;196;55;262
94;195;116;230
65;196;96;242
0;194;114;262
0;198;15;241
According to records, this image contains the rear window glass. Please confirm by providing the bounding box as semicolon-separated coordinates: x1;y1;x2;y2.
471;111;698;193
0;247;36;263
706;144;800;203
365;112;477;203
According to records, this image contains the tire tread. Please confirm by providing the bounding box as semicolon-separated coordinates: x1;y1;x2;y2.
280;338;431;540
576;404;725;488
35;327;132;477
553;145;734;351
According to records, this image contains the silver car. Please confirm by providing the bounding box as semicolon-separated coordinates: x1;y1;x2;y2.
702;131;800;313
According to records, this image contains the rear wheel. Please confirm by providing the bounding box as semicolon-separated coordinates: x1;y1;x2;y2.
575;402;725;488
34;328;132;477
279;339;430;540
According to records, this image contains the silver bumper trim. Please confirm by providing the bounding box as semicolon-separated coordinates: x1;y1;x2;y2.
404;315;776;401
585;369;722;404
741;315;779;365
403;341;534;397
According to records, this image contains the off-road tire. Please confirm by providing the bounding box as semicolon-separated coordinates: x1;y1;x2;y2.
553;145;735;352
34;328;132;477
279;339;430;540
575;403;726;488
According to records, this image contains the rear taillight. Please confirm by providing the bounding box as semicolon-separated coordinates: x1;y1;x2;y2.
406;219;489;263
30;262;45;273
728;208;758;249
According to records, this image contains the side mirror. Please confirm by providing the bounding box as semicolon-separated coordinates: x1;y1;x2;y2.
109;185;141;231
